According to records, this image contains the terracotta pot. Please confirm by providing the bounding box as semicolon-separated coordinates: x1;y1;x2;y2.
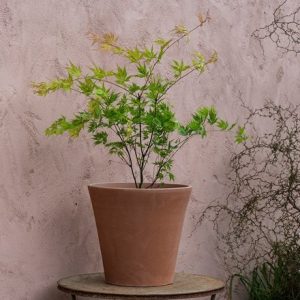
88;183;191;287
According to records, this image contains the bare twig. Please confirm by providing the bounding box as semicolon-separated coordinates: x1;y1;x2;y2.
252;0;300;54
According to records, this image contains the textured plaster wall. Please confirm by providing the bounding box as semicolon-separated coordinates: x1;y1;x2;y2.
0;0;299;299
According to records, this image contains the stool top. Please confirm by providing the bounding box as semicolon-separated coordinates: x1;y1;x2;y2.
57;272;225;299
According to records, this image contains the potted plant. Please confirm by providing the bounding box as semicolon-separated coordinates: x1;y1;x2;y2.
32;15;246;287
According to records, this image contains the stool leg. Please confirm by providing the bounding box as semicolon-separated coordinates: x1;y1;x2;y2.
71;295;76;300
211;295;216;300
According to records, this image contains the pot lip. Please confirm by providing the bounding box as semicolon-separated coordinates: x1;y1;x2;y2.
88;182;192;190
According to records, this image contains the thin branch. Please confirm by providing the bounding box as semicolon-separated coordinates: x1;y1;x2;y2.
114;125;138;187
252;0;300;54
147;134;195;188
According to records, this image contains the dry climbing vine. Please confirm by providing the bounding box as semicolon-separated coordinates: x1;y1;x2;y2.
252;0;300;54
201;101;300;275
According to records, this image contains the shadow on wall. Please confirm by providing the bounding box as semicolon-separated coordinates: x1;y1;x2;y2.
35;286;67;300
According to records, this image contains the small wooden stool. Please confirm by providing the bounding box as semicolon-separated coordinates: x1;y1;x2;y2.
57;272;225;300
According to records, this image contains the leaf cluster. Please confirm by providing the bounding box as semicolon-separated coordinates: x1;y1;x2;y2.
33;19;245;188
230;242;300;300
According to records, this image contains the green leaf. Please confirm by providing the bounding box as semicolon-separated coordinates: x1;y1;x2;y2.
143;47;156;62
107;91;119;104
32;82;50;96
193;107;209;123
126;47;143;63
93;131;108;145
60;78;73;91
217;119;230;130
192;51;206;73
155;38;172;48
68;124;84;137
79;77;95;95
66;62;81;78
207;106;217;124
178;125;189;136
69;112;90;137
35;25;241;188
168;172;175;181
146;80;168;100
91;66;113;80
114;66;130;85
32;77;73;96
155;38;172;60
187;107;218;136
128;83;140;93
171;60;190;78
94;84;110;100
235;126;248;143
136;63;149;78
88;99;101;117
45;117;71;135
45;113;89;137
107;141;125;156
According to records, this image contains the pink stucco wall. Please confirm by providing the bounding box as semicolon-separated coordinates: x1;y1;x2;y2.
0;1;299;299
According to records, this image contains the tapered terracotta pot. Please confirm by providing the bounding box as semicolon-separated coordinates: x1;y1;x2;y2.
88;183;191;287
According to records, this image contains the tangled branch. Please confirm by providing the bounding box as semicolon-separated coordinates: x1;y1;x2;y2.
201;101;300;275
252;0;300;54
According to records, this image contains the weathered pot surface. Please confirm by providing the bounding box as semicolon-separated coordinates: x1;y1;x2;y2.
88;183;191;287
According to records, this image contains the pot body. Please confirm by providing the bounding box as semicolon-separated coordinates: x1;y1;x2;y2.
88;183;191;287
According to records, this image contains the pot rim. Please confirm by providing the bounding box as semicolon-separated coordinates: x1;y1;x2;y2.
88;182;192;190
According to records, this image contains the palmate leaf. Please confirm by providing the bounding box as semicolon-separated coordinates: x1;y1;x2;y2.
100;32;118;50
217;119;234;131
45;116;71;135
91;66;113;80
154;38;172;48
45;112;90;137
93;131;108;145
32;77;73;96
207;106;217;124
192;107;209;123
114;66;131;85
171;60;190;78
88;120;99;133
143;47;156;62
94;84;109;98
235;126;248;143
216;119;229;130
168;172;175;181
66;62;81;78
136;63;149;78
126;47;143;63
67;112;90;137
178;124;189;136
172;24;189;36
107;141;125;156
88;32;125;54
128;83;140;93
155;38;172;60
185;106;236;137
146;80;168;99
192;51;206;73
79;77;95;95
94;85;119;105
